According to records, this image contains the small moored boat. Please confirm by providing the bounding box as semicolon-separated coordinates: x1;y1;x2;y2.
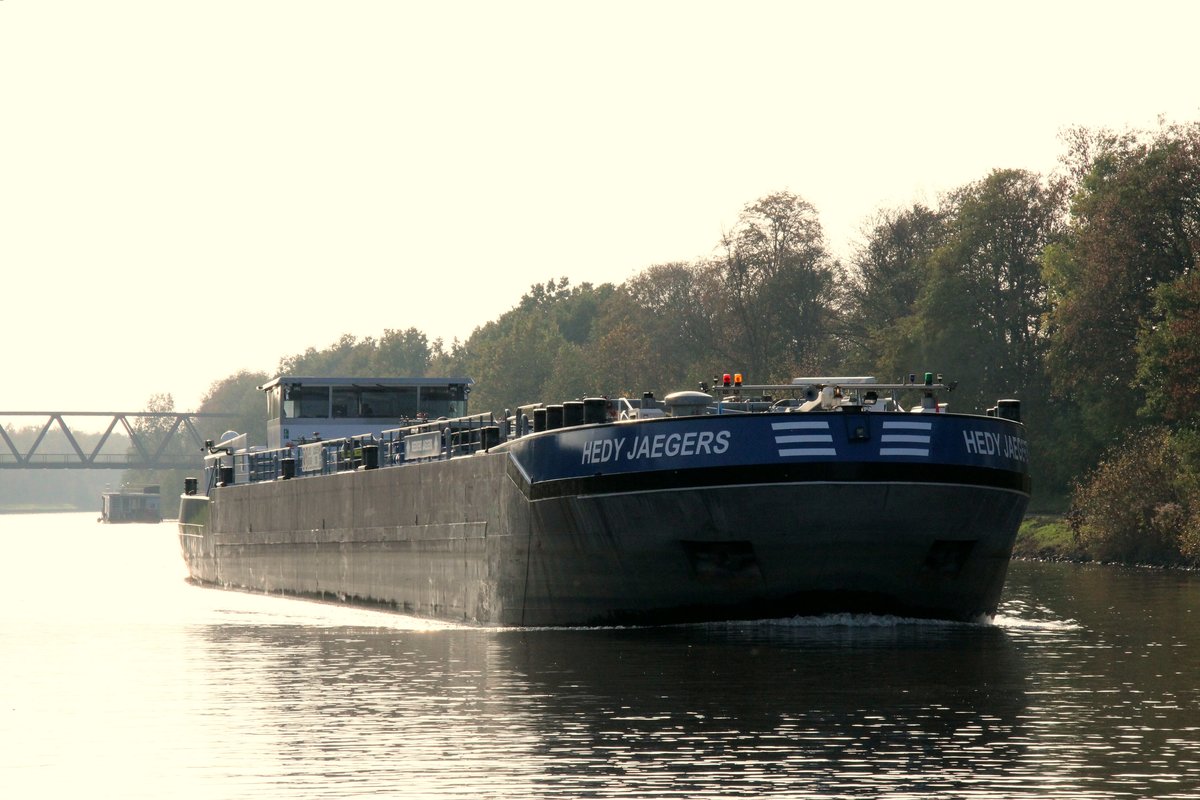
101;485;163;523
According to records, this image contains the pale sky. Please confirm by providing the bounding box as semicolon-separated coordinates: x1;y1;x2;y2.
2;0;1197;422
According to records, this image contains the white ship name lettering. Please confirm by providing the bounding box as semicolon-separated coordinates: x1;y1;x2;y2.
581;430;731;464
963;429;1029;463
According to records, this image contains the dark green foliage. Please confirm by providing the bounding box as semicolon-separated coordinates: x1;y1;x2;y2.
712;192;841;380
465;303;570;413
909;169;1065;412
456;279;620;413
1046;122;1200;438
277;327;436;378
373;328;436;375
841;203;946;373
198;370;271;444
1136;271;1200;424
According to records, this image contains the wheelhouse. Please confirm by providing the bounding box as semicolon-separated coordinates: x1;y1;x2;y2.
259;376;473;448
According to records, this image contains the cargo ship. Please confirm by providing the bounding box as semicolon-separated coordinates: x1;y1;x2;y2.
177;374;1030;626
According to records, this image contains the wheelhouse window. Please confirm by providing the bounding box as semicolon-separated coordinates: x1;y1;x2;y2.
331;388;356;418
360;386;417;418
271;380;469;423
283;385;331;419
421;384;467;418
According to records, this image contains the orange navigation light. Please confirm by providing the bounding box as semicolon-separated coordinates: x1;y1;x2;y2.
734;373;743;387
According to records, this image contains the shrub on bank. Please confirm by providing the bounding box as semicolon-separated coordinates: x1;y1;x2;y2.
1068;427;1200;566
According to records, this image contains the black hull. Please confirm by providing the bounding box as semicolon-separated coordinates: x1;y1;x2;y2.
179;452;1026;626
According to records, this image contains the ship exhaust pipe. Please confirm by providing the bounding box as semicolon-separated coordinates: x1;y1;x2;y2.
583;397;606;424
562;400;584;427
996;399;1021;422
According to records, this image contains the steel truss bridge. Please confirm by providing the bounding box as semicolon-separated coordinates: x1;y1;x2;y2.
0;411;236;469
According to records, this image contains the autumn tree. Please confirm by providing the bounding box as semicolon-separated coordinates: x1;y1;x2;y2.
456;279;619;413
620;261;726;388
1135;271;1200;424
279;333;374;375
199;370;271;445
1046;122;1200;429
842;203;947;373
276;328;434;379
913;169;1065;412
712;191;840;381
370;328;433;375
465;311;565;413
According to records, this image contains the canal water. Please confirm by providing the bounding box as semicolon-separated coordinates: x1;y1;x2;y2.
1;511;1197;799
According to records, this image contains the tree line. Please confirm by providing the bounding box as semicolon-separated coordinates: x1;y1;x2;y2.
161;120;1200;563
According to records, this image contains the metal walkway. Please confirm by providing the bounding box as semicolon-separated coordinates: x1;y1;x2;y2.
0;411;236;469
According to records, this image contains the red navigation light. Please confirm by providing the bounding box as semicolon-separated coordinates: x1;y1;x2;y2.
734;373;743;387
722;373;731;387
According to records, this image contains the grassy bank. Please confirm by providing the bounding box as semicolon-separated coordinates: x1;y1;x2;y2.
1014;514;1082;561
1015;513;1200;569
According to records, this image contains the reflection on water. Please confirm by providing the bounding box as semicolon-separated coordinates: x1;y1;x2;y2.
1;514;1198;799
192;621;1029;799
500;623;1030;798
995;562;1200;799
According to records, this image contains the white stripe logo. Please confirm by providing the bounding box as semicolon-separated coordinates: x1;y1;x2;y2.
880;420;932;457
772;420;835;457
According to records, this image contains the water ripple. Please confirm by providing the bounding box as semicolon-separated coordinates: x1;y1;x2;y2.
3;516;1199;798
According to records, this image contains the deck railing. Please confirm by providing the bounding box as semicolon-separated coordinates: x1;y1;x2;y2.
217;412;501;487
